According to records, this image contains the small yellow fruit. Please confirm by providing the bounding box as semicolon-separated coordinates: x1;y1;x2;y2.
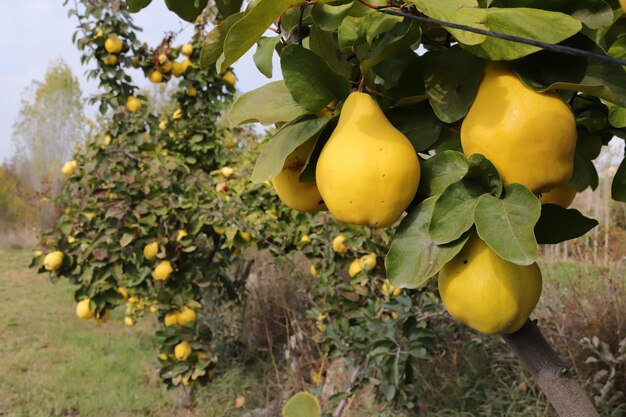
94;28;104;38
76;299;94;319
150;305;158;314
438;233;542;335
85;212;95;220
67;236;76;244
360;253;376;271
117;287;129;299
222;70;236;87
164;311;179;326
104;135;112;145
177;306;196;325
316;92;420;228
102;54;118;65
176;229;188;241
161;61;173;73
149;70;163;83
214;226;226;235
300;235;311;243
104;35;123;54
124;316;134;326
152;260;173;281
44;251;64;271
171;61;185;76
159;353;168;360
621;0;626;14
185;87;197;97
143;241;158;261
173;108;184;119
174;341;192;361
332;235;347;254
272;138;326;212
62;160;78;176
34;250;43;257
348;259;362;278
461;63;576;193
126;96;142;113
310;264;317;278
158;121;167;130
240;231;251;242
128;296;138;304
181;43;193;56
181;58;193;71
539;184;577;208
220;167;235;178
157;53;168;65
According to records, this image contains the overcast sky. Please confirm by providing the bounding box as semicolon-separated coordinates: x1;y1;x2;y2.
0;0;278;163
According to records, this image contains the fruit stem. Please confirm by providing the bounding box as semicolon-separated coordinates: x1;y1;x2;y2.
503;320;600;417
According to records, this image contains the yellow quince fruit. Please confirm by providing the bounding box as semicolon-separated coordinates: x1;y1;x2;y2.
126;96;142;113
461;63;576;194
104;34;122;54
348;259;362;278
438;233;542;335
76;299;94;319
171;61;186;77
222;70;236;87
124;316;134;326
152;260;173;281
164;311;179;326
272;138;326;212
117;287;129;300
102;54;118;66
220;166;235;178
360;253;376;271
176;229;188;241
539;184;576;208
62;160;78;176
181;43;193;56
143;241;158;261
174;341;192;361
185;87;197;97
310;264;317;278
332;235;347;254
316;92;420;228
149;70;163;83
177;306;196;325
44;251;64;271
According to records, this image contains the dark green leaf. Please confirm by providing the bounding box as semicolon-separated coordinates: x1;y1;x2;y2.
605;101;626;128
474;184;540;265
358;20;421;77
411;0;487;45
311;2;353;31
612;158;626;202
126;0;152;13
570;131;602;191
200;12;244;68
309;26;351;78
160;363;190;379
387;104;442;153
216;0;243;18
429;180;480;245
423;46;483;123
253;36;280;78
465;154;502;198
281;45;351;112
386;197;469;289
164;0;208;22
418;150;469;197
251;117;328;183
229;81;308;125
534;204;598;244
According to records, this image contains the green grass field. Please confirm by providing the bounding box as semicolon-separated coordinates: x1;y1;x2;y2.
0;248;268;417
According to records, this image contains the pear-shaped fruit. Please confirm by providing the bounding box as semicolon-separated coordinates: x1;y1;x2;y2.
164;311;179;326
126;96;142;113
222;70;236;87
104;35;123;54
76;298;94;319
272;138;326;212
360;253;376;271
438;233;542;335
332;235;347;254
316;92;420;228
62;160;78;176
348;259;362;277
149;70;163;83
44;251;64;271
181;43;193;56
143;241;158;261
177;306;196;325
461;63;576;194
539;184;576;208
152;260;173;281
174;341;192;361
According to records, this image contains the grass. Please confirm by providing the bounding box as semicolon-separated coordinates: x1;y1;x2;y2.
0;247;260;417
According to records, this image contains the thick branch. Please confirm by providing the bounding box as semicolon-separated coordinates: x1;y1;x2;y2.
503;320;599;417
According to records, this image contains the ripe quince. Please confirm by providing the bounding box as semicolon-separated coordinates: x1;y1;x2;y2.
149;70;163;83
332;235;347;254
181;43;193;56
152;260;173;281
44;251;64;271
272;138;326;212
164;311;179;326
222;70;236;87
461;63;576;194
76;298;94;319
143;241;158;261
348;259;362;277
177;306;196;325
438;233;542;335
104;34;122;54
126;96;142;113
316;92;420;228
539;184;576;208
174;341;192;361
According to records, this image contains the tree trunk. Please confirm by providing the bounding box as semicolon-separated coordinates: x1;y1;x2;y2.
503;320;599;417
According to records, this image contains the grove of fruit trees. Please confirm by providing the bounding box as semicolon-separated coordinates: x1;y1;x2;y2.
33;0;625;416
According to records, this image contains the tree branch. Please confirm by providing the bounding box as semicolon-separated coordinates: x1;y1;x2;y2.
503;320;599;417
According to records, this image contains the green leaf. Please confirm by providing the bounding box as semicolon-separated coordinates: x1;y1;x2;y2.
251;117;328;183
418;151;469;197
462;8;582;60
386;197;470;289
604;101;626;128
534;204;598;244
474;184;540;265
411;0;487;46
160;363;190;379
387;104;442;153
126;0;152;13
253;36;280;78
423;46;483;123
120;233;134;248
429;180;480;245
164;0;208;22
216;0;243;18
200;12;244;68
358;20;421;77
465;153;502;198
280;45;351;112
612;158;626;202
309;26;351;78
570;131;602;191
338;15;369;49
229;81;308;126
311;2;353;31
511;36;626;107
282;392;321;417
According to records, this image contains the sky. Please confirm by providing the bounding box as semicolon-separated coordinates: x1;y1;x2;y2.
0;0;279;163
